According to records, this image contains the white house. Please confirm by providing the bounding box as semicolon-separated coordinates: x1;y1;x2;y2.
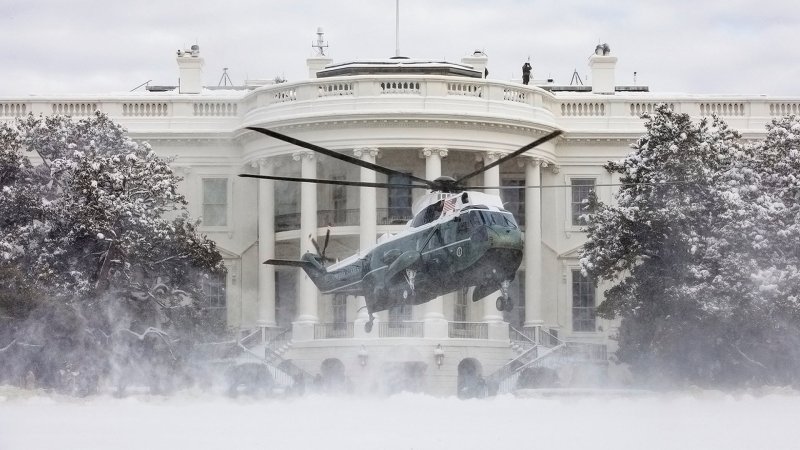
2;39;797;396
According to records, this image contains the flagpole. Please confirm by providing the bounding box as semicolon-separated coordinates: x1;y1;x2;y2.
395;0;400;57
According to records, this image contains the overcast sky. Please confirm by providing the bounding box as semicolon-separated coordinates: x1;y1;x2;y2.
1;0;798;97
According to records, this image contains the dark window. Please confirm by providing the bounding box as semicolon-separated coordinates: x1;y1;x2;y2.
454;289;468;322
571;179;595;226
332;294;347;330
571;269;596;332
388;172;413;223
502;179;525;226
201;272;227;330
332;176;347;224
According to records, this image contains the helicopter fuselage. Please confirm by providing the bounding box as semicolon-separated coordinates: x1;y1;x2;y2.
295;204;523;315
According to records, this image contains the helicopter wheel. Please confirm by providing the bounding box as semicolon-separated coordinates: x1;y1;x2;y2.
496;296;513;312
364;320;373;333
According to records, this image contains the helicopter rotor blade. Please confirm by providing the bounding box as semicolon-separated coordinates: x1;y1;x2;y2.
455;130;562;185
322;229;331;256
239;174;428;190
245;127;435;188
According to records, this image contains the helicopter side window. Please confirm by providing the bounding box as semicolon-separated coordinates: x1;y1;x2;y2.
469;210;485;228
411;200;444;228
456;213;471;235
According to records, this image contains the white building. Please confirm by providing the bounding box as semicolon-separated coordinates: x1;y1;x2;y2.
2;41;797;396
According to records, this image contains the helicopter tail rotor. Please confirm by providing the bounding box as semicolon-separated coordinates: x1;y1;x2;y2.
310;229;334;263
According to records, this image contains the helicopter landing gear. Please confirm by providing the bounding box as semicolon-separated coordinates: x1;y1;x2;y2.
495;280;514;312
360;302;376;333
365;316;374;333
496;295;514;312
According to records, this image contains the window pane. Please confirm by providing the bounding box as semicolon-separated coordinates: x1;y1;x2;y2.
570;179;595;226
389;304;411;324
201;272;226;332
332;295;347;329
571;269;596;332
203;179;227;204
388;173;413;220
204;205;227;227
203;178;228;226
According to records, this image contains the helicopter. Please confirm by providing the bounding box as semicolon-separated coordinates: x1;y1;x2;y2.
240;127;562;332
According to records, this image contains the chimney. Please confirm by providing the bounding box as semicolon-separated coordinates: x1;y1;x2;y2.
461;50;488;78
176;44;204;94
589;43;617;94
307;56;333;79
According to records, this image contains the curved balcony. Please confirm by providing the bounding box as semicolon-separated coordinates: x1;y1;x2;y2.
275;208;414;232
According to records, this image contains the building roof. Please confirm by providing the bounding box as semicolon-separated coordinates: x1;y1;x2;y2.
317;57;483;79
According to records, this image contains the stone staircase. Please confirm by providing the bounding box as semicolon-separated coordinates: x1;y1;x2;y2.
487;327;608;395
224;328;311;394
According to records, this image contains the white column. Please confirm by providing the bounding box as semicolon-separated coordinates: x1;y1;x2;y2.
293;151;318;340
524;158;544;328
481;151;504;324
422;147;449;338
354;147;380;337
255;158;277;329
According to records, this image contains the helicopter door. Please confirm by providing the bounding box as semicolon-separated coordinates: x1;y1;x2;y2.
424;226;450;277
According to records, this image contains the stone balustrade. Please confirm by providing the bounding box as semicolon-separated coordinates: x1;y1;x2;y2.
0;75;796;135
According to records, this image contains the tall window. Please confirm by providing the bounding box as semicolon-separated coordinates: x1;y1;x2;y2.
203;178;228;227
388;172;413;223
201;272;227;331
570;178;595;226
389;304;412;325
454;289;468;322
571;270;596;332
332;294;347;330
332;176;347;224
502;179;525;226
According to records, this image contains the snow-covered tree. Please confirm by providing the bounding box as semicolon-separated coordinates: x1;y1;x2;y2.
0;112;226;393
581;105;800;387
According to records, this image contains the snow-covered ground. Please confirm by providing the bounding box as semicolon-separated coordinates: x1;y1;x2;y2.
1;387;798;450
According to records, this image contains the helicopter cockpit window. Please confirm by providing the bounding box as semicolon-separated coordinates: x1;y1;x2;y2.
476;211;518;228
410;200;444;228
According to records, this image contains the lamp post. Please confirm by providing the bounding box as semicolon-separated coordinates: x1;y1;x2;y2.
434;344;445;368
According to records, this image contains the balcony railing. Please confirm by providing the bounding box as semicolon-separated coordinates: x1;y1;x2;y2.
378;321;424;338
314;322;354;339
275;208;413;232
377;208;413;225
448;322;488;339
275;212;301;232
317;209;359;227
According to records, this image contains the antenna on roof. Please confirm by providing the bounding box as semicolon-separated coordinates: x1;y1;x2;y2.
313;27;328;56
218;68;233;87
395;0;401;57
570;69;584;86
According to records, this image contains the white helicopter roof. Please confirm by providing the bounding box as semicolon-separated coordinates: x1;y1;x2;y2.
410;190;503;216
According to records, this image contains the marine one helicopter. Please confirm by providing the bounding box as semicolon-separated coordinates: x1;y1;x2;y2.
240;127;561;332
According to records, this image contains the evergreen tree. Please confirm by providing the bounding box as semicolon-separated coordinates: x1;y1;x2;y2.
0;112;226;393
581;105;800;387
